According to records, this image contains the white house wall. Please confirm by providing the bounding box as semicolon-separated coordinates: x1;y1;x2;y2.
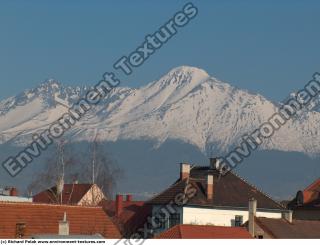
182;206;282;226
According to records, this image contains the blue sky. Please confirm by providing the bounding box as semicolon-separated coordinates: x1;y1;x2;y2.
0;0;319;102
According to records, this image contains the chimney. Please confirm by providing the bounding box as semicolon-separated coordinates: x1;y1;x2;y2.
248;198;257;237
10;187;18;196
126;194;133;202
206;175;214;200
210;157;223;171
282;210;293;223
115;194;123;216
180;163;190;180
58;212;69;236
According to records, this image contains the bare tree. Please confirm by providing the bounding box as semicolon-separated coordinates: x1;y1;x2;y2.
27;139;77;203
27;139;123;201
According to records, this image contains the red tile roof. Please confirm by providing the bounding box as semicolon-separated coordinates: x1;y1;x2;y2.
0;202;121;238
148;167;284;210
33;184;94;205
256;217;320;238
100;199;151;237
303;178;320;203
288;178;320;209
156;224;252;239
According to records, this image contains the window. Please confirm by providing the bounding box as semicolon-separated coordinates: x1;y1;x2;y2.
234;215;243;227
16;223;26;238
156;213;167;229
169;213;180;228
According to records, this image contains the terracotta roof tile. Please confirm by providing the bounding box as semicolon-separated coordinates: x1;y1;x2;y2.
303;178;320;203
288;178;320;208
0;202;121;238
156;224;252;239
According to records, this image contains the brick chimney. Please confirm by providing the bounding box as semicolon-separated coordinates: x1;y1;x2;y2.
180;163;190;180
10;187;18;196
115;194;123;216
282;210;293;223
58;212;69;236
206;175;214;200
126;194;133;202
248;198;257;237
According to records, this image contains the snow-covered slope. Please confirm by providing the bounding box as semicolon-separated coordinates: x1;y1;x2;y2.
1;66;320;155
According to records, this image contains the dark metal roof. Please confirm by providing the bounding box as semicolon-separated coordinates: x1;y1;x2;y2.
147;167;284;210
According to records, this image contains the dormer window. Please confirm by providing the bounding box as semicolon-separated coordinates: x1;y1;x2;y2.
234;215;243;227
16;222;26;238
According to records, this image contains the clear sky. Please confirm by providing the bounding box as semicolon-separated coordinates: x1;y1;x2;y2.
0;0;319;102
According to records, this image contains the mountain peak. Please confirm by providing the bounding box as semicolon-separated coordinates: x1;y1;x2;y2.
154;66;210;91
167;66;209;80
38;79;62;90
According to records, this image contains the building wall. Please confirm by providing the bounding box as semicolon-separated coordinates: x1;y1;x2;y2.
182;206;282;226
78;185;105;206
0;196;32;202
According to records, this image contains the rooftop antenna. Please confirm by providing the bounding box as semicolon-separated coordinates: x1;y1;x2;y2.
57;139;67;204
92;130;98;185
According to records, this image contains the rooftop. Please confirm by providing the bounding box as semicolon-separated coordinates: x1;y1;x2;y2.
156;224;252;239
288;178;320;209
0;202;120;239
256;217;320;238
33;183;95;205
100;197;151;237
148;165;284;210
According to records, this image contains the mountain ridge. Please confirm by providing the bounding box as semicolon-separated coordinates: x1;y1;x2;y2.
1;66;320;156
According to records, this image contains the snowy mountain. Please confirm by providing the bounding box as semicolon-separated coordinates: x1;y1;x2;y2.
1;66;320;156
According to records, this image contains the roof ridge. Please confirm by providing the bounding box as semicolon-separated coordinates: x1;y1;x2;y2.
180;224;249;229
230;171;285;209
0;201;103;209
